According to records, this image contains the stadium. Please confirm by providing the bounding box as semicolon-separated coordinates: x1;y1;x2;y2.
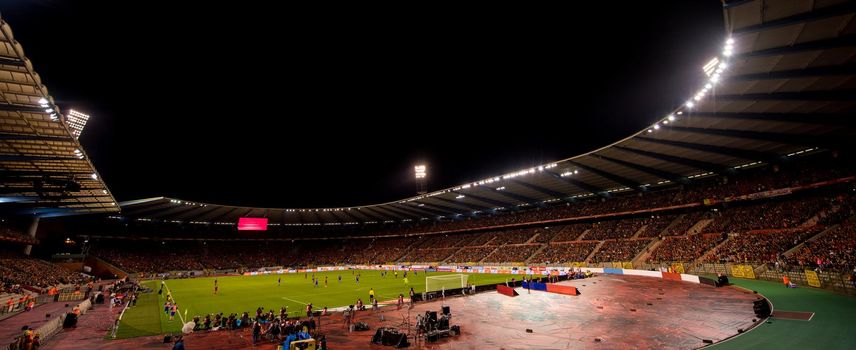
2;1;856;349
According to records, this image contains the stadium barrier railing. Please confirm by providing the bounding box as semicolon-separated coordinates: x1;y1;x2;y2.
684;262;856;295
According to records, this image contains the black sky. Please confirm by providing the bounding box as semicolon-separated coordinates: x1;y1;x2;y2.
0;1;725;208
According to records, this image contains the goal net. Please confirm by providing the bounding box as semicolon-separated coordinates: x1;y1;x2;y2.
425;274;467;292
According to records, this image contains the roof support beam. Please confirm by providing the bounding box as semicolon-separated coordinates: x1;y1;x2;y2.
614;146;731;175
732;2;856;35
0;133;72;142
634;136;780;162
734;36;856;58
510;179;569;199
0;170;94;177
590;153;689;185
544;170;607;197
393;203;446;218
411;201;467;216
476;185;540;206
452;190;517;209
327;210;354;224
665;125;844;148
208;207;243;223
0;154;80;161
182;205;224;222
729;64;856;86
0;103;47;114
682;112;855;127
340;209;369;223
157;205;212;221
714;89;856;102
432;196;492;212
567;160;643;190
0;56;26;67
195;206;237;221
361;207;399;221
120;201;175;216
349;208;385;222
378;205;421;220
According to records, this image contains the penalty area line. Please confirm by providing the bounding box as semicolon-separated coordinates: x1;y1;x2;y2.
280;296;309;305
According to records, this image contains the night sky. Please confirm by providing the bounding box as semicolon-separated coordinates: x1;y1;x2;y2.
1;1;725;208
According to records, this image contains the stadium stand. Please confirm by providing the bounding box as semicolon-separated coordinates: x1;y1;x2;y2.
0;248;87;292
529;241;599;264
788;217;856;272
647;233;725;263
589;239;652;263
704;227;824;264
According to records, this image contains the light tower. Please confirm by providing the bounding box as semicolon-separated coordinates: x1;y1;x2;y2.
66;109;91;139
414;164;427;195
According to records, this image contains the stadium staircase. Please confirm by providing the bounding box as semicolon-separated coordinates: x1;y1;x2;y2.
444;245;469;264
524;244;549;265
632;239;664;265
478;246;503;264
783;220;847;258
686;218;713;235
801;203;843;228
583;241;607;264
656;214;687;236
630;225;648;239
394;238;429;263
575;229;591;241
481;234;498;246
524;232;541;244
687;234;732;272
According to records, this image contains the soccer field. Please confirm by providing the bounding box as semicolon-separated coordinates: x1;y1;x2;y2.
116;269;511;338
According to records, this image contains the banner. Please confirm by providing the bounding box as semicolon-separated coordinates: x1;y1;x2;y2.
730;265;755;279
804;270;821;288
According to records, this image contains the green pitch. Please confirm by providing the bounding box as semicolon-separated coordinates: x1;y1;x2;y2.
115;270;511;338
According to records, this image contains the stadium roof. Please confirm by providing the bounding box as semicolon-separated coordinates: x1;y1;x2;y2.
0;15;118;218
117;0;854;225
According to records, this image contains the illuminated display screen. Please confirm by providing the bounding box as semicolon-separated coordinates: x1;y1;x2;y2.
237;217;268;231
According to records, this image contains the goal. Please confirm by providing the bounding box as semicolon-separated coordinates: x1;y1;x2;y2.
425;274;467;292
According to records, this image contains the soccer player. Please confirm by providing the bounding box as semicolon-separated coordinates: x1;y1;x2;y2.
314;278;319;288
278;277;281;286
324;276;328;288
356;275;360;284
214;282;218;295
369;288;375;301
394;271;398;278
403;277;409;285
170;303;178;321
338;275;342;283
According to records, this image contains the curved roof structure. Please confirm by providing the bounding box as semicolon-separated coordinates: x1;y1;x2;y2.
0;16;118;217
114;0;856;225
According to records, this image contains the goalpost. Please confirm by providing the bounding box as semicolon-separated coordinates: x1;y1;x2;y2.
425;274;468;292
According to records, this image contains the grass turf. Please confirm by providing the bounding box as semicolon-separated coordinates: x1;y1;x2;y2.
115;270;511;338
